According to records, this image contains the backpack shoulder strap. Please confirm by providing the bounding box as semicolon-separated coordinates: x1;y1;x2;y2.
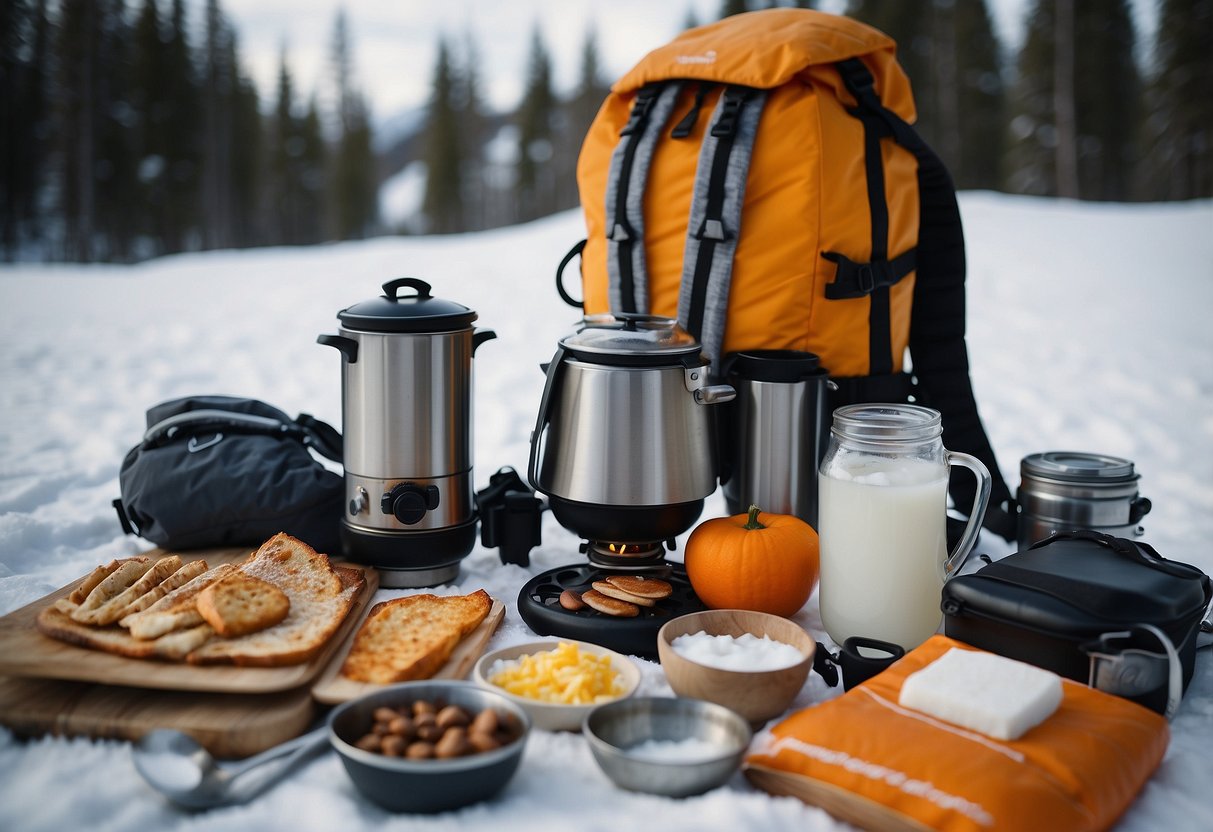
605;82;684;314
678;84;768;376
836;58;1017;540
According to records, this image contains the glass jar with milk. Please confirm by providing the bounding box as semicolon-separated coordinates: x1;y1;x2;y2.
818;404;991;650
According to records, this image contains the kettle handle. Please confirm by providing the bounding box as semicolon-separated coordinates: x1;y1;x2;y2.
383;277;432;299
527;346;566;492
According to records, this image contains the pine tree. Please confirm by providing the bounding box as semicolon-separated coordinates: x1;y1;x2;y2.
1144;0;1213;199
456;30;489;231
269;47;301;244
329;9;378;240
720;0;750;18
847;1;1004;190
228;46;261;248
421;37;464;234
514;24;557;222
557;24;609;210
1007;0;1142;200
0;0;50;258
201;0;235;249
299;97;329;243
132;0;171;254
162;0;201;253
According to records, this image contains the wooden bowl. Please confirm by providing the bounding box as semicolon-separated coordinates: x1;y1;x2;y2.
657;610;816;726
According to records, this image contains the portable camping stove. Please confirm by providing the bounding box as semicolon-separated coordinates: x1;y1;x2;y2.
516;538;705;659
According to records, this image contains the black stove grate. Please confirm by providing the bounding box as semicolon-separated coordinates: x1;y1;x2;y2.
516;562;705;659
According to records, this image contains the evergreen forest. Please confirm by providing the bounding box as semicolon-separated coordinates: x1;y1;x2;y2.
1;0;1209;263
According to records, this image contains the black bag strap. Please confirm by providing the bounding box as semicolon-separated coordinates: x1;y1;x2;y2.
835;57;1016;540
141;408;343;464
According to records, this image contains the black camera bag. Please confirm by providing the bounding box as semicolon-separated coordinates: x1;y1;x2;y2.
942;530;1211;716
113;396;344;552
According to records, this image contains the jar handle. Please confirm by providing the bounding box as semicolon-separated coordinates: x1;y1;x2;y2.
944;451;992;578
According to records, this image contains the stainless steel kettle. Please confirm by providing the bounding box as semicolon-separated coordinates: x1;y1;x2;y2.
528;314;734;544
318;278;495;587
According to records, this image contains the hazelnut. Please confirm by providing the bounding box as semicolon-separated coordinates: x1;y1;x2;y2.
354;734;381;753
373;707;398;724
435;705;470;731
470;708;499;736
380;734;406;757
434;727;469;759
405;741;435;759
468;731;500;753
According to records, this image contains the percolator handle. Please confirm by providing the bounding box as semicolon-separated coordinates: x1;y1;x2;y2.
527;346;566;492
382;277;432;299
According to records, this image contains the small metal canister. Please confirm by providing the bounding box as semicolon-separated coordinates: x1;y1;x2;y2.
1017;451;1152;550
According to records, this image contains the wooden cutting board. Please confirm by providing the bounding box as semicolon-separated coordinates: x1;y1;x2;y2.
311;598;506;704
0;545;380;757
0;675;315;758
0;548;377;693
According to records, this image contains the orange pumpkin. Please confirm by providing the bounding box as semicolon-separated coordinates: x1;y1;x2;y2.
684;505;819;618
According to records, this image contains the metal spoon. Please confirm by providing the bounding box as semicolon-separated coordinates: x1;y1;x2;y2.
133;726;330;809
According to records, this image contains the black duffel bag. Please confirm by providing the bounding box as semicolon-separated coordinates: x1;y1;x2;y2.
113;395;344;553
942;530;1212;718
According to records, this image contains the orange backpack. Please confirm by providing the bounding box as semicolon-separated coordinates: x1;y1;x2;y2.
557;9;1015;537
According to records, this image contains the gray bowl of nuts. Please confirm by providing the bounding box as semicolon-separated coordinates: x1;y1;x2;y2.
328;680;530;813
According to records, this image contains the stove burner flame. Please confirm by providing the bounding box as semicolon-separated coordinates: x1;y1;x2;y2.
583;539;668;571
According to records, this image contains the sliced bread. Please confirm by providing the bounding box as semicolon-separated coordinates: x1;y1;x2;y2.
340;590;492;684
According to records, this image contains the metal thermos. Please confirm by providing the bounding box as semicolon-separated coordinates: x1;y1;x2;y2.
1017;451;1152;550
723;350;831;528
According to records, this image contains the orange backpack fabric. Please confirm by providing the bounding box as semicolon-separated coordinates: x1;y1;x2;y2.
567;8;1019;540
744;635;1170;832
576;9;919;377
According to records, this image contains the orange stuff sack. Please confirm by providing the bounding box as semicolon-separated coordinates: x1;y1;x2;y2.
744;636;1169;832
566;8;1017;539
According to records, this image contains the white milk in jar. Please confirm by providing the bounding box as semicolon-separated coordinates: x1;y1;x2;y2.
817;404;991;651
818;456;949;648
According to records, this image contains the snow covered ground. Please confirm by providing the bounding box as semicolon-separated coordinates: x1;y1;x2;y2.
0;192;1210;831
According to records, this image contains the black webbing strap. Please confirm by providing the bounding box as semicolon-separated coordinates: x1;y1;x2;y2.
686;85;753;342
836;61;898;375
608;84;663;313
835;57;1016;540
822;249;918;299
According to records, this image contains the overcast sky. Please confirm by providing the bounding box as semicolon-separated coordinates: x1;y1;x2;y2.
205;0;1155;126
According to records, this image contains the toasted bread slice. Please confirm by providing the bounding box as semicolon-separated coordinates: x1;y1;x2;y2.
187;535;363;667
197;572;290;637
74;555;183;626
340;590;492;684
121;562;238;640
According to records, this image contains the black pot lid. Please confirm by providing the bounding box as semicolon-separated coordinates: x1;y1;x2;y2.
559;314;700;361
1021;451;1138;483
337;277;478;333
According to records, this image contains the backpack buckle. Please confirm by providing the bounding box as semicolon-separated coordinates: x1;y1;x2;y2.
856;263;876;294
710;87;752;138
620;85;661;137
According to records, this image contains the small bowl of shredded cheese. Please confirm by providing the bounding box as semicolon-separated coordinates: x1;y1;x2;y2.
472;639;641;731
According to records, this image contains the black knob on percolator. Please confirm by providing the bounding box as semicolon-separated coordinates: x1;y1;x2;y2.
381;484;440;525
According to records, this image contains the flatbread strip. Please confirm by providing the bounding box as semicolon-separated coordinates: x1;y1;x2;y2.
339;590;491;684
74;558;152;613
72;556;183;625
36;603;215;661
121;563;239;640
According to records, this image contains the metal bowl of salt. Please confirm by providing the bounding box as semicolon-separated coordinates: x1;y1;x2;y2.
582;696;752;797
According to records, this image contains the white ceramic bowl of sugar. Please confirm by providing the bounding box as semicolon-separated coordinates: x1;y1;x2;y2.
657;610;816;726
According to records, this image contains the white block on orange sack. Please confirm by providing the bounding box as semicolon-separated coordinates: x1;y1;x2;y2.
898;647;1064;741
